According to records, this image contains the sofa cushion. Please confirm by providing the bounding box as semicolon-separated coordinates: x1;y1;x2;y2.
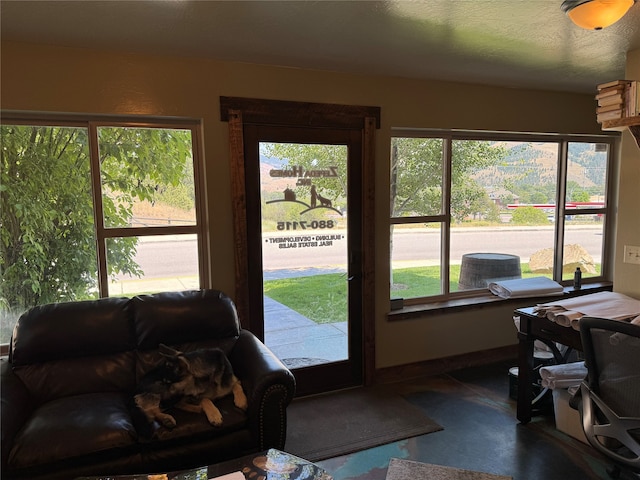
8;392;137;470
138;395;248;444
133;290;240;350
14;351;136;403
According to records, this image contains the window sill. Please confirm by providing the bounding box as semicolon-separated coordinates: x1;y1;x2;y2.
387;281;613;321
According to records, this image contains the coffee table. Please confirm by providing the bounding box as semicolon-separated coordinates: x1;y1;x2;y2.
76;449;333;480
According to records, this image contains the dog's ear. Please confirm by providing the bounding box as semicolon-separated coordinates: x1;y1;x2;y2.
177;355;191;370
159;344;182;358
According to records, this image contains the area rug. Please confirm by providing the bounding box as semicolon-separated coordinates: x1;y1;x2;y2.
284;386;443;462
385;458;512;480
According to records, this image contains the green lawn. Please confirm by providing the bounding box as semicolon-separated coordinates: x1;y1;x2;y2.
264;263;544;323
263;273;349;324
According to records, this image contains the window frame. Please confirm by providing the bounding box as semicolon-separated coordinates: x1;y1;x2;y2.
389;128;617;308
1;112;209;353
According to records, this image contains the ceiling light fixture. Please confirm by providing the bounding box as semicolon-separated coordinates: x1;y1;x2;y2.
561;0;636;30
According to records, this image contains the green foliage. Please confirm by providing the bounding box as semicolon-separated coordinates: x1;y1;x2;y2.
390;137;443;216
510;206;550;225
566;181;590;203
509;182;556;204
570;190;590;202
1;126;97;313
264;139;508;224
260;143;348;233
519;182;591;205
390;138;507;221
261;143;348;202
388;138;508;286
99;127;192;226
487;202;502;223
1;124;192;336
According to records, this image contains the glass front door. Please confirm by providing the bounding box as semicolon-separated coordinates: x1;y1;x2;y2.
244;126;363;396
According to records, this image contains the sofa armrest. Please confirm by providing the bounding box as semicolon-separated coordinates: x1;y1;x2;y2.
228;330;296;450
1;358;36;472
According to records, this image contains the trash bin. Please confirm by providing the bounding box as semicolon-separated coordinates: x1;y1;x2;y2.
508;350;555;410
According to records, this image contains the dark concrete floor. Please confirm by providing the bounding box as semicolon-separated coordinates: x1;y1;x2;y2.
315;360;616;480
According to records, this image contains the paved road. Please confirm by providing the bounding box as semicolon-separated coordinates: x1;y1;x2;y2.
121;226;604;279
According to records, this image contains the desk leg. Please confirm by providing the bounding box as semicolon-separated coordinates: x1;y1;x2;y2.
517;330;535;423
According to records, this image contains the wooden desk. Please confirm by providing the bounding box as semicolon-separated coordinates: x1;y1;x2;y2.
515;306;582;424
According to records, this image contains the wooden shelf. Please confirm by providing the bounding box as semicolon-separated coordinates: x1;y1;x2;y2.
601;116;640;149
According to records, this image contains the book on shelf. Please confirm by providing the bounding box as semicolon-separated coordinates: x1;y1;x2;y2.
597;93;624;107
595;79;640;124
597;103;623;114
597;79;629;90
597;109;624;123
596;85;625;100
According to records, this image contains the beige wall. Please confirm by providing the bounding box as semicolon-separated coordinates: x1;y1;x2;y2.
2;41;633;370
613;49;640;298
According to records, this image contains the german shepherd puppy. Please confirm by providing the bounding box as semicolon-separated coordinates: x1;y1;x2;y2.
134;344;248;429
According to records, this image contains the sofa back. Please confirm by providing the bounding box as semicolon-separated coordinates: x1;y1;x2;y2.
132;290;241;379
9;289;241;404
10;297;135;403
134;290;239;350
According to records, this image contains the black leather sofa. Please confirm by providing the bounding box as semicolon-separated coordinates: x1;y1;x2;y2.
1;289;296;480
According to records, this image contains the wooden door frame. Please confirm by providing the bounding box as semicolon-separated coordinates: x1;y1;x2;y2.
220;96;380;386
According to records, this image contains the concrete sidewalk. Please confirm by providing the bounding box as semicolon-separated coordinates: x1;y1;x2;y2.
263;296;348;367
262;267;348;367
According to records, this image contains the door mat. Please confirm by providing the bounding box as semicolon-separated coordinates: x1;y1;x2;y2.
285;386;443;462
281;358;329;368
385;458;512;480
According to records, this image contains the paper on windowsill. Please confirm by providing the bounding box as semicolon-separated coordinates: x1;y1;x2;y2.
488;276;564;299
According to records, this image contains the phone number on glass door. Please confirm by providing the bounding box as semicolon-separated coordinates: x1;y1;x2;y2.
277;221;335;230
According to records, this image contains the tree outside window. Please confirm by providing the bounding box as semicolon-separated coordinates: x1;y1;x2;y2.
1;120;203;346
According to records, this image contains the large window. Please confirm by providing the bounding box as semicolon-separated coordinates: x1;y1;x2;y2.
0;116;206;348
390;130;614;305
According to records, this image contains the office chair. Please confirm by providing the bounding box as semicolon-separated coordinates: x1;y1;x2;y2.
575;317;640;479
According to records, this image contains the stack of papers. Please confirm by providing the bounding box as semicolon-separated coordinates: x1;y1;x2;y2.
488;277;564;299
539;362;588;389
534;291;640;330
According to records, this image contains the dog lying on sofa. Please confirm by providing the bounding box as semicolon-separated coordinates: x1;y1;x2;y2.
134;344;248;429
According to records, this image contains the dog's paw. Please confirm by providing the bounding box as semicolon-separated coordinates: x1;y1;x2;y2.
234;394;248;411
206;411;223;427
233;382;249;411
201;399;224;426
234;397;249;412
158;414;177;430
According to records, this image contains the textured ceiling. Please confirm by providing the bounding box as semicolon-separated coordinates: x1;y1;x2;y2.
2;0;640;93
